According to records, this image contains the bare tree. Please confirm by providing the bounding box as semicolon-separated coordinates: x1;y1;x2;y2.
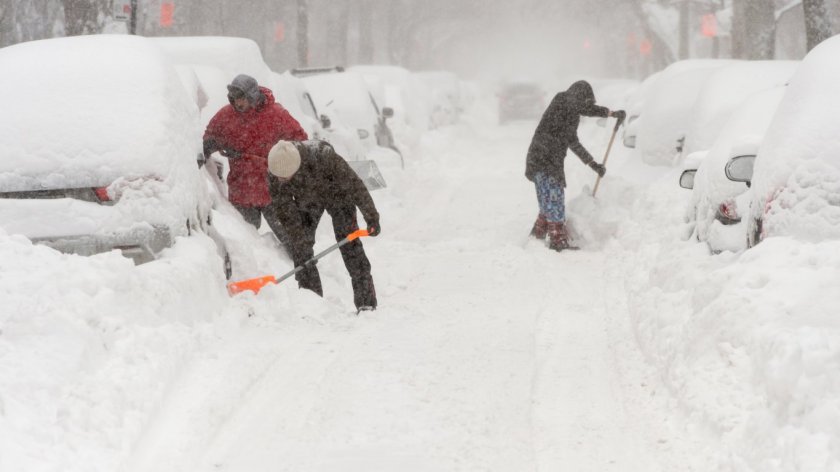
803;0;834;51
298;0;309;66
732;0;775;59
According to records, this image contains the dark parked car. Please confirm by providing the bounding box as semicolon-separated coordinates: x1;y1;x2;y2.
498;81;545;124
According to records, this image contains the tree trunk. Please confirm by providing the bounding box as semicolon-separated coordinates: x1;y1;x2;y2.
803;0;833;51
297;0;309;66
733;0;776;59
678;0;690;59
61;0;104;36
358;0;374;63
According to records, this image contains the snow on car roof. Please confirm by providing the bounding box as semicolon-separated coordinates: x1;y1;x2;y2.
150;36;274;88
684;60;798;156
0;35;200;191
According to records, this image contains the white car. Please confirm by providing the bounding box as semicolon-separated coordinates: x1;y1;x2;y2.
299;70;403;168
0;35;230;276
742;36;840;246
635;59;736;165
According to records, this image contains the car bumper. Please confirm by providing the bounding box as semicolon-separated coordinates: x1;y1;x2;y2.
31;224;173;265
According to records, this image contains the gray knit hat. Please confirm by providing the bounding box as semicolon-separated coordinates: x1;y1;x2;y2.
227;74;261;104
268;140;301;179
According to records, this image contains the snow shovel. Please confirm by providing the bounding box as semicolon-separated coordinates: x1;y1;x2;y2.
226;229;370;296
347;159;387;191
592;117;623;197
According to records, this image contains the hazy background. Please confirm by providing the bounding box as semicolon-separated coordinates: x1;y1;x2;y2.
2;0;839;85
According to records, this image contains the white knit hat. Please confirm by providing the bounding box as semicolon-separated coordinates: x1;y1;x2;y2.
268;140;301;179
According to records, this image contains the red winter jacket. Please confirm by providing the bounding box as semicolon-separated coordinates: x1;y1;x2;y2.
203;86;308;207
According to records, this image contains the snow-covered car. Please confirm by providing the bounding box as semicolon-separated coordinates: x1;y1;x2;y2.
149;36;275;90
299;70;403;168
635;59;736;166
0;35;230;276
743;36;840;247
497;81;545;124
686;86;786;253
682;60;798;157
349;64;432;148
622;71;662;148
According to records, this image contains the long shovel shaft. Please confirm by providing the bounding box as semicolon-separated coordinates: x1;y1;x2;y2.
592;118;622;197
227;229;369;295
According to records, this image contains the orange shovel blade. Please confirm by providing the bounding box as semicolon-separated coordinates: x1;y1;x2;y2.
227;275;278;296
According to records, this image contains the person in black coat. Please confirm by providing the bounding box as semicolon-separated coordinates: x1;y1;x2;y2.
525;80;625;251
267;139;380;311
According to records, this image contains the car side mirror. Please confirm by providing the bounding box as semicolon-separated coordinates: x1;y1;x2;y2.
319;114;332;129
382;107;394;119
196;152;206;169
679;169;696;189
623;134;636;148
725;154;756;187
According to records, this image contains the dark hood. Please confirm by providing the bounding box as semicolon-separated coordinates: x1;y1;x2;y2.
566;80;596;107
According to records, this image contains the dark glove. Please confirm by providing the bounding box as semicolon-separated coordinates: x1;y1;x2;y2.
219;148;242;159
589;161;606;177
610;110;627;124
366;219;380;237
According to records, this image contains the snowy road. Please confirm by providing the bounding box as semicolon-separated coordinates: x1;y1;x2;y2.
126;119;699;472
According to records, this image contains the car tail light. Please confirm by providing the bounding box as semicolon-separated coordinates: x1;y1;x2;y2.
93;187;111;202
715;199;741;225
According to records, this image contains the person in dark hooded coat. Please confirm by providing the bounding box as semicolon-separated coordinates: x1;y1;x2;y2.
525;80;625;251
267;139;380;312
203;74;308;239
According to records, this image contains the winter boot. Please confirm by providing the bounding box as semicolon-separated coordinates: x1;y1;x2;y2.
547;221;578;251
352;275;377;313
529;214;548;239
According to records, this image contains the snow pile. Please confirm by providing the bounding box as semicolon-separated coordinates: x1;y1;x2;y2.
0;228;232;471
603;155;840;470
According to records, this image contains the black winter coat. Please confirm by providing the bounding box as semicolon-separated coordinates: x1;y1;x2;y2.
525;80;609;186
271;140;379;247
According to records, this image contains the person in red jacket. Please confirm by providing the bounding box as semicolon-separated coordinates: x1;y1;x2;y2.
203;74;307;240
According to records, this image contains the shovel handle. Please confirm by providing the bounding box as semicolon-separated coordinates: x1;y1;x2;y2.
226;228;371;296
592;118;622;197
347;228;369;241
